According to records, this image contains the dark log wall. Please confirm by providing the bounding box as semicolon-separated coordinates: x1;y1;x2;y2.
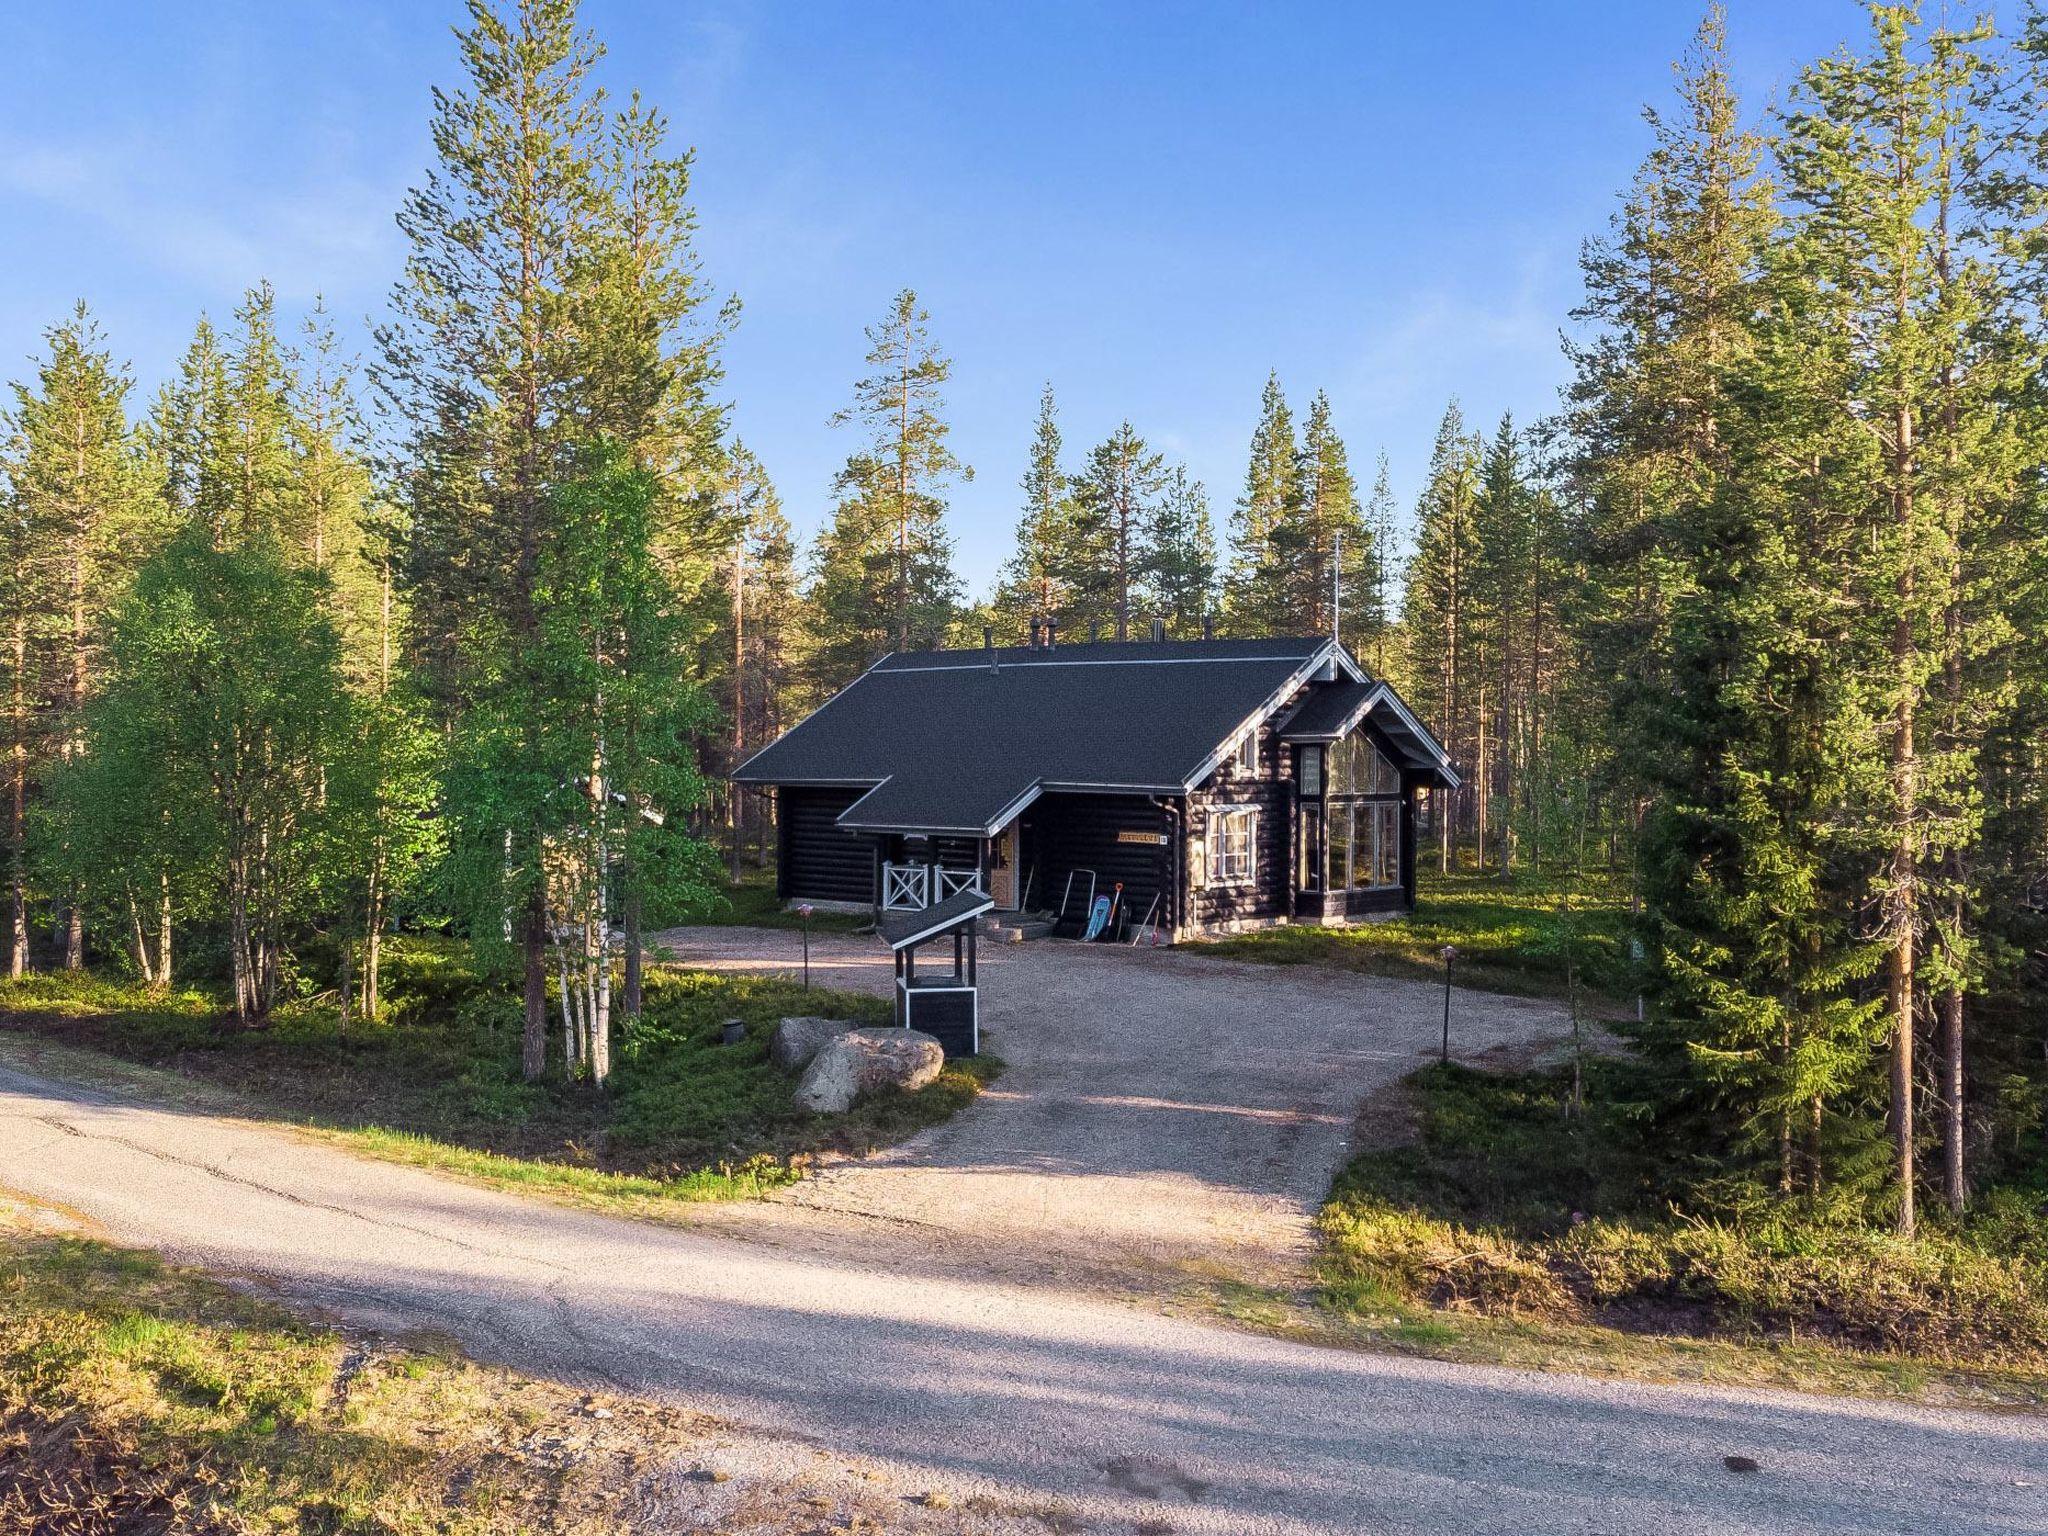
777;786;878;903
1028;793;1175;935
1186;693;1297;928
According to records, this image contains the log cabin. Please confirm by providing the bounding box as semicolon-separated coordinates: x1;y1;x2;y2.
731;627;1459;941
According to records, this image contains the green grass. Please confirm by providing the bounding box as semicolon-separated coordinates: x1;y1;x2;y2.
0;1226;740;1533
1194;869;1636;1003
1314;1059;2048;1388
0;939;995;1209
670;869;873;933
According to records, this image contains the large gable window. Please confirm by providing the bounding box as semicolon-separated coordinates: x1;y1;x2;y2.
1298;727;1404;894
1328;733;1402;795
1208;806;1257;886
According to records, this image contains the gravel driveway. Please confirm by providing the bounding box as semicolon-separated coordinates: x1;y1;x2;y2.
6;1062;2045;1536
648;925;1575;1289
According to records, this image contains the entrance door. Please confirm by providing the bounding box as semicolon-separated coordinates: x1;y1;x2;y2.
989;820;1020;908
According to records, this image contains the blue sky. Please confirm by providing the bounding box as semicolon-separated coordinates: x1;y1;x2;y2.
2;2;1869;595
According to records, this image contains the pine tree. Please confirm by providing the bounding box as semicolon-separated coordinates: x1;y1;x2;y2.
1289;389;1363;638
1468;414;1534;871
1403;401;1482;869
1774;3;2008;1233
708;444;802;873
375;0;609;1077
828;289;968;654
1147;466;1216;637
2;303;151;971
1064;422;1167;640
806;452;959;689
1222;372;1297;636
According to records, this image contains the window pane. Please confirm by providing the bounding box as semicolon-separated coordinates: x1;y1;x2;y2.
1377;803;1401;886
1298;809;1321;890
1300;746;1322;797
1350;802;1373;889
1326;803;1351;889
1210;807;1256;884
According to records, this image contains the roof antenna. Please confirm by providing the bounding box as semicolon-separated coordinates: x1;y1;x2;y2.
1332;528;1343;646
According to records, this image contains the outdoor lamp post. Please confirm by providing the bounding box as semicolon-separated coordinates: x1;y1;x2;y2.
797;904;814;989
1440;944;1458;1065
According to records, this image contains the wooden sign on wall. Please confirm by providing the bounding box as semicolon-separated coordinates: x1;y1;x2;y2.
1116;829;1170;846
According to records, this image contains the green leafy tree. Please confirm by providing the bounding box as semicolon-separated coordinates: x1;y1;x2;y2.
55;530;357;1022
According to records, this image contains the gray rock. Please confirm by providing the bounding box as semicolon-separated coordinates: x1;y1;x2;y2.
794;1028;945;1113
769;1015;859;1072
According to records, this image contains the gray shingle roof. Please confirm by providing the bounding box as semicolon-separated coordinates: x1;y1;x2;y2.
735;635;1456;832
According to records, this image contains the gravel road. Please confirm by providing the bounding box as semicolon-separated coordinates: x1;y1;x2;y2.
648;925;1573;1290
6;1047;2047;1530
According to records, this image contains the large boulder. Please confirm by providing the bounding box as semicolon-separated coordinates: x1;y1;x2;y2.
794;1028;945;1113
769;1016;859;1072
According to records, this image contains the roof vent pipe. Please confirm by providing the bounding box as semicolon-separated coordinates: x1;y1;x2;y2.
1202;614;1215;641
1150;617;1166;642
1045;618;1058;649
983;625;997;670
1029;617;1043;649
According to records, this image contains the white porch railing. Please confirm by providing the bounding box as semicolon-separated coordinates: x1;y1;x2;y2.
882;862;983;911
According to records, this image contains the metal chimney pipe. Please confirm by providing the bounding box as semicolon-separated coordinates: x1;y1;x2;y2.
1029;617;1043;649
1045;618;1058;649
1202;614;1215;641
1150;617;1166;642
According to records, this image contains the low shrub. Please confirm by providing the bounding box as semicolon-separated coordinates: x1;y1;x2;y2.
1321;1060;2048;1366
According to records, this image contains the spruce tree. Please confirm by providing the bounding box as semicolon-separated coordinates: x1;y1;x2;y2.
1222;372;1297;635
1774;3;2008;1232
993;384;1075;639
1359;452;1398;675
1565;4;1774;870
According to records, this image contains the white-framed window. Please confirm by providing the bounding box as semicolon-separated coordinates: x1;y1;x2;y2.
1298;744;1323;797
1208;806;1258;886
1235;730;1258;775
